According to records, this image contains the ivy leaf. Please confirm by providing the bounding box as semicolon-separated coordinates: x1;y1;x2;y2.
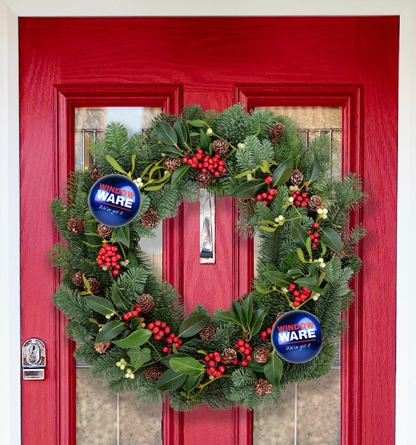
127;347;151;368
170;357;205;376
241;295;253;328
178;315;209;338
250;307;268;337
161;145;183;158
155;122;178;145
291;221;310;250
85;296;114;315
215;310;243;326
199;129;212;150
272;159;293;186
112;329;152;348
171;164;190;187
111;284;129;312
187;120;207;128
264;271;292;288
231;179;264;199
174;118;189;146
156;369;187;392
306;154;321;183
105;155;127;175
264;352;283;388
182;374;202;395
96;320;125;343
320;227;343;255
113;225;130;248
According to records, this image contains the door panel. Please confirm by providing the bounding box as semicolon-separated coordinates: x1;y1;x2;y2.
20;17;398;445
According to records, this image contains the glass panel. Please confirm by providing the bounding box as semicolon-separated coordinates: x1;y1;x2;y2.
74;107;163;444
252;107;342;444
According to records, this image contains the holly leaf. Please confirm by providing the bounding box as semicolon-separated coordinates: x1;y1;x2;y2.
111;284;130;312
320;227;343;255
155;122;178;145
264;352;283;387
286;268;303;277
161;353;190;368
291;221;310;251
174;118;189;146
272;159;293;186
170;356;205;376
241;295;253;328
113;225;130;248
96;320;125;343
199;129;212;150
182;374;202;395
161;145;183;158
231;179;264;199
127;347;151;368
156;369;187;392
85;296;114;315
215;310;243;326
306;154;321;183
171;164;190;187
250;307;268;337
178;315;209;338
264;271;292;288
112;329;152;348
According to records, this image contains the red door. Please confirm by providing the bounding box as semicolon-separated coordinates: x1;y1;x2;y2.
20;17;398;445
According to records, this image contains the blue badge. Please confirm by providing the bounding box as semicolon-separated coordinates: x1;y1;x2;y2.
88;174;141;227
271;310;322;363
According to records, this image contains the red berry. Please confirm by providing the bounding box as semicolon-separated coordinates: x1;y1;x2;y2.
153;327;160;334
302;192;307;198
163;347;169;353
241;360;248;367
301;202;307;207
209;366;216;373
233;359;239;365
218;366;225;373
222;168;227;173
123;314;129;320
314;233;319;238
266;328;272;334
205;356;210;361
268;195;273;200
235;343;239;349
313;222;319;228
106;262;111;268
214;351;220;356
294;301;300;307
183;157;189;163
215;355;221;362
137;307;142;313
167;338;173;344
262;192;268;199
155;320;161;326
295;201;301;206
238;340;245;346
312;243;317;248
261;331;267;337
173;337;179;343
239;346;245;353
308;230;312;234
174;342;180;349
246;355;252;361
263;200;269;205
179;340;183;345
170;333;176;338
132;311;138;317
289;283;296;291
147;323;155;330
214;171;220;177
256;195;262;201
112;269;120;276
164;326;170;333
209;361;215;367
126;312;132;318
244;348;250;355
98;259;103;266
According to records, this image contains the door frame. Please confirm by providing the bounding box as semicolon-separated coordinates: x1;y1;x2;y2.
1;4;414;445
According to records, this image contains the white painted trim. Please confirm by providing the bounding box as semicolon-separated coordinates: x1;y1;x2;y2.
1;1;414;444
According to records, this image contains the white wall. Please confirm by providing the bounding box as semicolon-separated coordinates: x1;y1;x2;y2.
1;1;414;444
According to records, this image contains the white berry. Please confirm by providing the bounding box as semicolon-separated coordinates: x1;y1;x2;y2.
209;375;214;380
323;208;328;214
105;314;112;319
313;295;319;301
130;374;135;379
289;197;294;203
206;128;213;136
102;266;108;271
125;373;130;378
317;208;323;215
141;323;146;328
120;365;125;370
281;288;288;293
278;215;284;221
322;214;328;219
116;361;121;367
247;174;253;181
318;258;324;263
238;142;246;150
320;263;326;268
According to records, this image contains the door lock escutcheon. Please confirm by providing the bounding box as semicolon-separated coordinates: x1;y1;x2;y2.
22;338;46;380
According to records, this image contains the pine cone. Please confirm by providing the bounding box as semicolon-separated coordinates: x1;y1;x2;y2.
199;324;216;341
137;293;154;313
270;123;286;143
290;169;304;186
254;379;273;396
146;364;163;380
196;170;213;187
94;341;111;354
72;271;84;287
141;208;159;228
254;347;270;364
308;195;323;212
221;348;237;365
84;278;101;295
237;198;257;206
68;218;84;235
212;140;229;157
163;157;182;171
90;165;103;180
97;224;113;238
276;311;285;320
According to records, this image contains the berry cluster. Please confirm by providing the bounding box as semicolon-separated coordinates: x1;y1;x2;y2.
291;190;309;207
234;339;254;367
256;177;278;205
204;352;226;377
183;150;227;177
308;222;320;248
288;283;312;307
97;244;121;276
260;325;274;342
122;304;144;321
146;320;182;353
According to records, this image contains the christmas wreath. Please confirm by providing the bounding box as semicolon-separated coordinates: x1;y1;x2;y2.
50;104;366;410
